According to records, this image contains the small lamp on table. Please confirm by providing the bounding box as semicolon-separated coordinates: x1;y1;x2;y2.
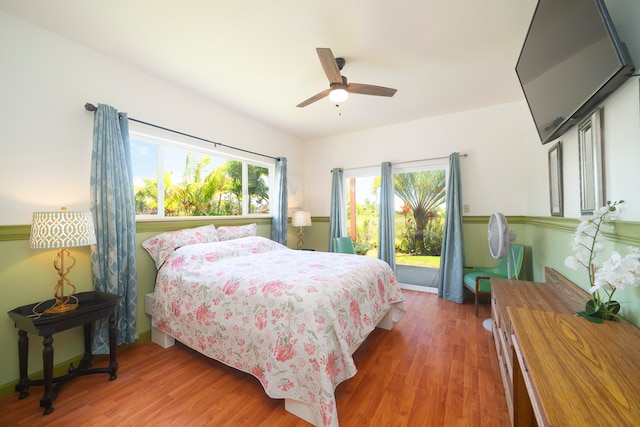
292;211;312;250
29;207;97;314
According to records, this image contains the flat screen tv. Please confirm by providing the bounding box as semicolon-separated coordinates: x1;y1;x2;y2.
516;0;635;144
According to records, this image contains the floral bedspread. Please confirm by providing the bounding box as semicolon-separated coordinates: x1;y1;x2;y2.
152;236;405;426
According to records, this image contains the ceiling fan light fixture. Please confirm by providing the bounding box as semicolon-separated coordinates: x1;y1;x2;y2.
296;48;396;108
329;88;348;103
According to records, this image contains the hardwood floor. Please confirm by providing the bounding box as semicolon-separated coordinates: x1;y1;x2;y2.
0;291;509;426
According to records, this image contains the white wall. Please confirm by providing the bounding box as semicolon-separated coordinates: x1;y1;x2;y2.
303;76;640;222
605;0;640;76
0;11;303;226
525;78;640;220
303;101;538;217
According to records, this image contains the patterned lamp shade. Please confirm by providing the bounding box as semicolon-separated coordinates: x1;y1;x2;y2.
292;211;312;227
30;210;97;249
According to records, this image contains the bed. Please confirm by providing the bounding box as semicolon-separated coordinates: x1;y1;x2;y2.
143;225;405;426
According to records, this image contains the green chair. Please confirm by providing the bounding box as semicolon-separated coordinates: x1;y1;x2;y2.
463;243;524;316
333;237;356;254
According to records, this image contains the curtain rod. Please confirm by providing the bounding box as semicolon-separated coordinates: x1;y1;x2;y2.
335;153;468;172
84;103;278;161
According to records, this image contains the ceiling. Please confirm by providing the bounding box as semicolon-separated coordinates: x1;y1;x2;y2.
0;0;537;140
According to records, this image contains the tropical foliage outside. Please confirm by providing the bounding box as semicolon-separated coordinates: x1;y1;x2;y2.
347;169;446;266
134;154;269;216
133;154;445;269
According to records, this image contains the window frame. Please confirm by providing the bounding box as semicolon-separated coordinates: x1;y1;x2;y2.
130;129;275;220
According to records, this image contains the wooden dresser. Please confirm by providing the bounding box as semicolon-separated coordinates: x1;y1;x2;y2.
491;267;640;426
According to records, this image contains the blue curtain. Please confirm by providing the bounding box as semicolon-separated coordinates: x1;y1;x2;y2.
328;168;346;252
378;162;396;272
90;104;138;353
438;153;465;303
271;157;288;245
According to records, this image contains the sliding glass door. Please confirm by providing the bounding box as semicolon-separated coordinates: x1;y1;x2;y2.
345;160;448;289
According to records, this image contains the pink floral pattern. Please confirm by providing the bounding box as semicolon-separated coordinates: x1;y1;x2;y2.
216;223;257;241
141;224;219;269
152;236;405;426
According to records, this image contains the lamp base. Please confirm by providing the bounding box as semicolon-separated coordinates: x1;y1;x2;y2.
44;303;78;315
297;226;305;250
45;247;79;315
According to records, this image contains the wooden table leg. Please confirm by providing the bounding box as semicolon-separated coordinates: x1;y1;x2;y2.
40;335;55;415
108;314;118;380
15;330;30;398
79;322;93;370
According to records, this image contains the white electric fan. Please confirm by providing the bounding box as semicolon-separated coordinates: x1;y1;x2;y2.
483;212;518;331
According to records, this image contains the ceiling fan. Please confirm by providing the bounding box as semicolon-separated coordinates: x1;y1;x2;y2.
296;48;397;108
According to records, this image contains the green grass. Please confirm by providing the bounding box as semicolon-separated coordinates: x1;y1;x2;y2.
396;254;440;268
365;249;440;268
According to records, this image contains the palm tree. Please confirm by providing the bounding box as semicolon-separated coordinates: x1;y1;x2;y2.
135;153;233;216
134;172;180;216
226;160;269;213
394;170;446;254
134;177;159;215
170;154;234;216
132;153;267;217
201;167;232;215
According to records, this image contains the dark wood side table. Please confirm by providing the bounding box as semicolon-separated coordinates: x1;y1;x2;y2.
7;291;121;415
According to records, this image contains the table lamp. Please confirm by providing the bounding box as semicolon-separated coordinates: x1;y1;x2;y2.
292;211;312;250
29;208;97;314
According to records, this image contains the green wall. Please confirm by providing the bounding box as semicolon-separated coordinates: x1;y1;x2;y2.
462;216;531;279
523;217;640;325
2;215;639;397
463;216;640;326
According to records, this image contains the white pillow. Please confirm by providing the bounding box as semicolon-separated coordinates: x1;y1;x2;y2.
216;223;257;241
142;224;219;269
169;236;286;265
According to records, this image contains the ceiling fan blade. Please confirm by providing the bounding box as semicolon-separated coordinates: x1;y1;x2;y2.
348;83;397;97
316;48;343;85
296;89;331;108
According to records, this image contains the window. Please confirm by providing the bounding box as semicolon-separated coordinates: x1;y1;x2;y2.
130;132;273;218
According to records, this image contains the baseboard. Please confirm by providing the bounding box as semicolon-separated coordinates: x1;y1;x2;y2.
398;283;438;294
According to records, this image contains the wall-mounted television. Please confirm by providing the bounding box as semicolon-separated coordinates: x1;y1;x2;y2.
516;0;635;144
